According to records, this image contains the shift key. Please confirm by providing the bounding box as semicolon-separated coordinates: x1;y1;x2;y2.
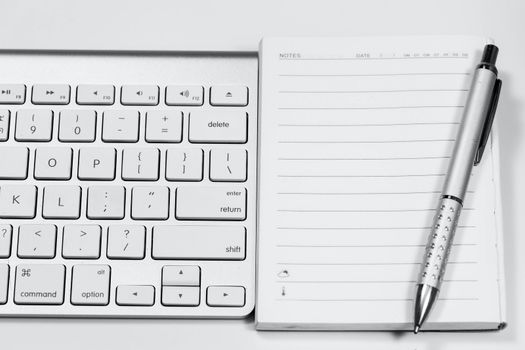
176;187;246;221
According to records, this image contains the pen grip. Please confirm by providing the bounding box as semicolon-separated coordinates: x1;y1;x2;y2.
417;197;462;289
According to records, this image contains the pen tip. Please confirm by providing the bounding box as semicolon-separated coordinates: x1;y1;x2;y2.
413;325;420;334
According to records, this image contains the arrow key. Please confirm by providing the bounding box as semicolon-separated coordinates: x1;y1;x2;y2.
207;286;245;307
116;285;155;306
162;265;200;286
162;286;200;306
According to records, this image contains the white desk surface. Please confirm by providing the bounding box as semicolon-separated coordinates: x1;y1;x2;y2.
1;0;524;349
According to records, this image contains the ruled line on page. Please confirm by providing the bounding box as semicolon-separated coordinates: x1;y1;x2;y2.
278;174;446;178
277;190;475;195
278;123;460;127
274;298;479;302
275;243;477;248
276;226;475;230
279;56;470;61
278;89;468;94
278;139;455;144
275;261;478;266
278;106;465;110
278;156;452;161
277;208;475;213
278;72;471;77
275;279;478;284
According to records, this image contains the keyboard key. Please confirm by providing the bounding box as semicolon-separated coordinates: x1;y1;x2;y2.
59;110;97;142
122;148;160;181
71;264;111;305
162;286;200;306
0;84;26;104
107;225;146;260
152;225;245;260
0;185;37;219
166;85;204;106
32;84;70;105
145;110;183;143
0;110;9;141
62;225;101;259
42;185;81;219
17;224;57;259
166;148;203;182
34;147;73;180
116;285;155;306
121;85;159;106
87;186;126;219
131;186;169;220
207;286;245;307
76;85;115;105
210;149;247;182
210;86;248;106
15;109;53;142
162;265;200;286
0;147;29;179
14;264;65;305
0;225;12;258
0;264;8;304
175;187;246;220
189;111;247;143
102;110;140;142
78;147;116;180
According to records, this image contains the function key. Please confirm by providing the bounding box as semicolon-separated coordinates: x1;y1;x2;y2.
210;86;248;106
166;85;204;106
0;84;26;104
121;85;159;106
77;85;115;105
32;84;70;105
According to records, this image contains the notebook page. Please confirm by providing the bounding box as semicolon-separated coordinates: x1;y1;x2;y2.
256;36;504;330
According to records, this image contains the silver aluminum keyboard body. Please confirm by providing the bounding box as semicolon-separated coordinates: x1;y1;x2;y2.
0;50;258;318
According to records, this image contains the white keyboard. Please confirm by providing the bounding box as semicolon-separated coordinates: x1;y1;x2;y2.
0;51;257;318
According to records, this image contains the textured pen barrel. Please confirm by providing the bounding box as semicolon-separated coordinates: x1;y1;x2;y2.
417;197;462;288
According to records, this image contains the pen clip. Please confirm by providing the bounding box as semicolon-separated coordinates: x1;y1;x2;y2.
474;78;502;166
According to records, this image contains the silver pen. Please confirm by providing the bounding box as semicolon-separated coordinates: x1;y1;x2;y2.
413;44;502;333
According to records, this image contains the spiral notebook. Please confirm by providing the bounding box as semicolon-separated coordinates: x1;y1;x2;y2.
255;36;506;331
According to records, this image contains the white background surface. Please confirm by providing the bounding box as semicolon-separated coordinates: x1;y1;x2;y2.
0;0;524;349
